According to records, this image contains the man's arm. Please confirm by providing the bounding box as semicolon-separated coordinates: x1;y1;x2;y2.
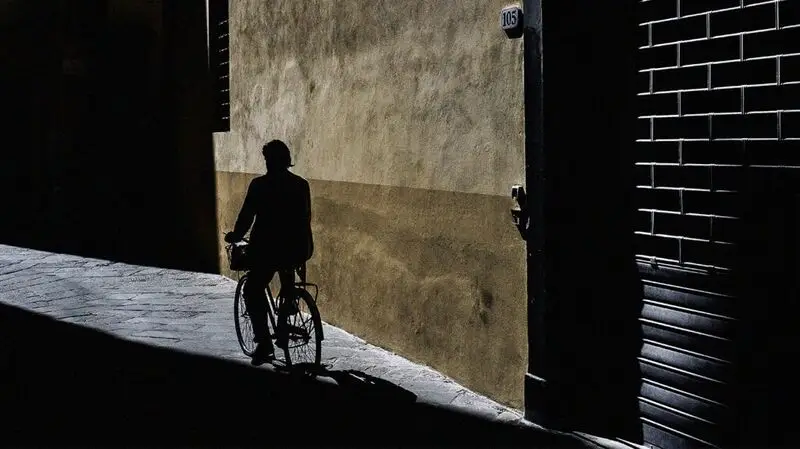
302;179;313;261
304;180;312;223
228;181;257;242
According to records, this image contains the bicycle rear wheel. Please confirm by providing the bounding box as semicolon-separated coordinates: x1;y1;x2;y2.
234;275;256;357
282;287;323;371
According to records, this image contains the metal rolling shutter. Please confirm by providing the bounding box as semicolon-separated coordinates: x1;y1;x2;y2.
636;1;798;447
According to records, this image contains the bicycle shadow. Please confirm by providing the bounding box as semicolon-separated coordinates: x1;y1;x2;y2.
276;363;419;405
0;300;592;449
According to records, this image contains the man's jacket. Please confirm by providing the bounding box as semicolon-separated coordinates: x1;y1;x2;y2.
231;170;313;268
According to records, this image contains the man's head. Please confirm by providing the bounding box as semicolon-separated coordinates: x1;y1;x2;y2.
262;140;293;172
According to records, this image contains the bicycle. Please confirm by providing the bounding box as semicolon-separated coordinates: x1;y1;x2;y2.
225;237;324;371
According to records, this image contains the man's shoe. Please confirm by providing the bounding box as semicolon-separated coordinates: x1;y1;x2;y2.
251;343;275;366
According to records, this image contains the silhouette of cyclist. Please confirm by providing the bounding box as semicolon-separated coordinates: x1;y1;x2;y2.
224;140;313;366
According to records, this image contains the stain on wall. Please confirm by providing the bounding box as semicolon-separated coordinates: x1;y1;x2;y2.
214;0;527;407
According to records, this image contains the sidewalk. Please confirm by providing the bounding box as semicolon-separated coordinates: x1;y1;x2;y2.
0;243;604;448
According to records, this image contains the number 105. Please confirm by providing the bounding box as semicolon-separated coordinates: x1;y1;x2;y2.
501;9;519;29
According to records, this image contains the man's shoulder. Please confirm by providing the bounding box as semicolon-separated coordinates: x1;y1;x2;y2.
249;174;268;186
287;171;309;186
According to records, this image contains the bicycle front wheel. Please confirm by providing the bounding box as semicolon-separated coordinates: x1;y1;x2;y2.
282;287;323;371
234;275;257;357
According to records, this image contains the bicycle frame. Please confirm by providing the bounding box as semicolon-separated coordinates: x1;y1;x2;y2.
226;239;322;347
264;284;280;338
263;278;321;343
228;233;324;371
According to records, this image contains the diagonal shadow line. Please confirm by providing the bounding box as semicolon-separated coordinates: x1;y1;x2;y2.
275;363;420;405
0;300;594;449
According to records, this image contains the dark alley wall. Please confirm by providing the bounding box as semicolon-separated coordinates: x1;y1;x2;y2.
0;0;218;273
0;0;62;243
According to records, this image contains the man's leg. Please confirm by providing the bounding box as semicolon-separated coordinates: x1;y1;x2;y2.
278;268;295;301
243;267;275;363
275;268;296;349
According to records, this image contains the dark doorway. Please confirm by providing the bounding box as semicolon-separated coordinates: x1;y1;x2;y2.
522;0;644;443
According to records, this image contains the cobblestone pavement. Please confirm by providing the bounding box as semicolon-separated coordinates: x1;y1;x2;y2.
0;245;530;419
0;243;610;448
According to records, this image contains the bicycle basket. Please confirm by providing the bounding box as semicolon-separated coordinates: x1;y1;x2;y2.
227;241;250;271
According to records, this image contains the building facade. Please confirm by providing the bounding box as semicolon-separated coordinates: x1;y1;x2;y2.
528;1;799;447
211;0;529;408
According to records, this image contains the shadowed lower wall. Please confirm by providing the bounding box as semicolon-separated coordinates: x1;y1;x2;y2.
217;171;527;408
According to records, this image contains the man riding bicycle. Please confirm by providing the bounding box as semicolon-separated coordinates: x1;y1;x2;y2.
224;140;314;366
